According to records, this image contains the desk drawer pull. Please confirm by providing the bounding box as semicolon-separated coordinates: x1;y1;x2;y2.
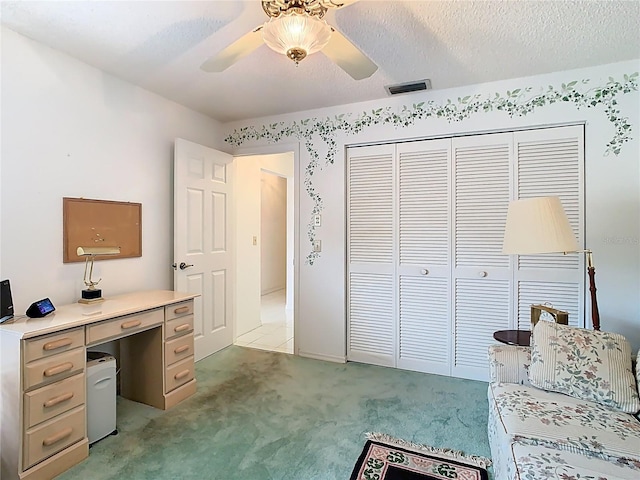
174;323;190;333
174;306;190;315
174;369;190;380
42;427;73;447
43;392;74;408
121;320;142;330
44;362;74;377
174;345;190;354
43;338;72;351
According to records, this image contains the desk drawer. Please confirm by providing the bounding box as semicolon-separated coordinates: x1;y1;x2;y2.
86;309;163;345
165;334;194;367
165;315;194;340
23;405;85;470
24;328;85;363
165;300;193;321
24;373;85;429
165;355;194;393
24;347;85;391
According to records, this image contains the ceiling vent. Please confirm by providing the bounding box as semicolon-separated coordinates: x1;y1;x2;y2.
385;79;432;96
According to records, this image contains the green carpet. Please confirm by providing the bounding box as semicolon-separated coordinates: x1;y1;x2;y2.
58;346;492;479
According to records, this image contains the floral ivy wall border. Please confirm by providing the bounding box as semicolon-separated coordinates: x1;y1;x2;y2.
226;72;639;265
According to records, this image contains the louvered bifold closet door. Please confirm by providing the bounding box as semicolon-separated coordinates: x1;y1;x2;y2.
452;133;512;381
396;139;451;375
347;145;396;367
514;126;585;330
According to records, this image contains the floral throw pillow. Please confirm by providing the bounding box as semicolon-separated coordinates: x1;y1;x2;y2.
529;321;640;413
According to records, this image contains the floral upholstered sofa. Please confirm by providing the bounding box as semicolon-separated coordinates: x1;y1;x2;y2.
487;320;640;479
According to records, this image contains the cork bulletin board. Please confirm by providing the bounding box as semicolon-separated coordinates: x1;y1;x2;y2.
63;197;142;263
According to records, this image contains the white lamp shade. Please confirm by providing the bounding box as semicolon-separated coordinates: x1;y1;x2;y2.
262;11;332;57
502;196;579;254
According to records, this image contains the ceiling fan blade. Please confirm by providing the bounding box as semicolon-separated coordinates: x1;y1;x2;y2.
200;26;264;73
322;28;377;80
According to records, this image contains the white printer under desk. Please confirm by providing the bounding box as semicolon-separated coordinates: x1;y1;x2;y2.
86;352;116;445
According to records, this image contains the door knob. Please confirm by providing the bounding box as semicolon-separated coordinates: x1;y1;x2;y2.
172;262;194;270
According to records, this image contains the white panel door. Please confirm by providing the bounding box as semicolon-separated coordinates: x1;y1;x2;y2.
396;139;451;375
174;138;234;361
513;125;584;329
452;133;512;381
347;144;395;367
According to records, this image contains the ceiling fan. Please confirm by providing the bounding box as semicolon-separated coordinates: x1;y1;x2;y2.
200;0;378;80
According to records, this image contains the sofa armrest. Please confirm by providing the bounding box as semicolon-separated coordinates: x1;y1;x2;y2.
488;344;532;385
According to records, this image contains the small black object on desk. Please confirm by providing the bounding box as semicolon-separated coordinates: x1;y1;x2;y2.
26;298;56;318
493;329;531;347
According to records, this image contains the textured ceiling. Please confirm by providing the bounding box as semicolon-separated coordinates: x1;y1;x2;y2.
1;1;639;123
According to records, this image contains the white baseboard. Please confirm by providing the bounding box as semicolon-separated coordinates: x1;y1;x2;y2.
298;350;347;364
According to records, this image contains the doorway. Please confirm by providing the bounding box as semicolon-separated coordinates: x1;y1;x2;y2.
234;153;295;354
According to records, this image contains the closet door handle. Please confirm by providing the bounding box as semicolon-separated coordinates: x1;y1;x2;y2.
42;427;73;446
43;392;74;408
44;362;74;377
478;271;488;278
421;269;429;275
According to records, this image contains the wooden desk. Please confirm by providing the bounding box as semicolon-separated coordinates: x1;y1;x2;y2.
0;290;198;480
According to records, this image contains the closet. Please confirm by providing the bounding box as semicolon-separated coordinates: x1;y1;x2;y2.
347;125;584;381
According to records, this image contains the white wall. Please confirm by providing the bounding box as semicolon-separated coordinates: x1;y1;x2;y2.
235;157;262;336
235;153;294;337
224;59;640;360
285;174;294;311
260;172;287;295
0;27;225;313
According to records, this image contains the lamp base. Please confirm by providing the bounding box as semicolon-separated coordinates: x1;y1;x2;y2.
79;289;104;304
78;297;104;305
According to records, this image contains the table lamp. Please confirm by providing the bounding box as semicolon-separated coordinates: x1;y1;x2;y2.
76;246;121;304
502;196;600;330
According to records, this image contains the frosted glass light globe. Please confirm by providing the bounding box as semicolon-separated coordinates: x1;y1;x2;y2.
262;11;332;64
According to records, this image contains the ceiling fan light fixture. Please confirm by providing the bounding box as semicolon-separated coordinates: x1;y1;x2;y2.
262;10;332;64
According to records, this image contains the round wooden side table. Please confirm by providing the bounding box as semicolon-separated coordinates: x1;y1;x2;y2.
493;329;531;347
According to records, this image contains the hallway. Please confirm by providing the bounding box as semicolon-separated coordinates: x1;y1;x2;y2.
234;289;293;354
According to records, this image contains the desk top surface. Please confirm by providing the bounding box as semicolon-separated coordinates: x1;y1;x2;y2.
0;290;198;339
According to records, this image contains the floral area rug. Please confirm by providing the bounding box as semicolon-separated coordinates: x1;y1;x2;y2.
350;433;491;480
